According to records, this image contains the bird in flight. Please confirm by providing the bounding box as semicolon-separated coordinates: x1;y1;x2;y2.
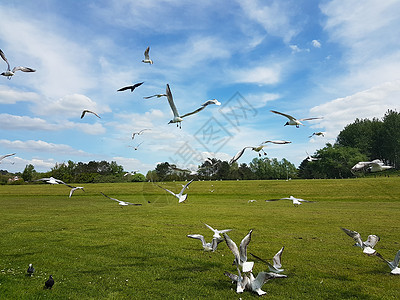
309;132;325;138
0;153;16;163
128;141;143;150
132;129;150;140
166;84;220;128
142;46;153;64
100;192;142;206
224;230;254;273
376;250;400;275
155;179;194;203
265;195;315;206
341;227;380;255
81;109;101;119
187;234;223;252
117;82;144;92
143;94;167;99
69;186;85;198
270;110;322;128
250;246;285;274
0;49;36;79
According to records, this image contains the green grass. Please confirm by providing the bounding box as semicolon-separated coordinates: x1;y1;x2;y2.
1;177;400;299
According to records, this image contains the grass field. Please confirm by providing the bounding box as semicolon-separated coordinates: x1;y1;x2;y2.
1;177;399;299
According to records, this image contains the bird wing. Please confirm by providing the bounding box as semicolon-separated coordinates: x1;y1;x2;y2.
224;271;239;282
341;227;363;246
180;100;221;118
81;110;101;119
138;128;150;134
270;110;296;121
125;201;142;206
0;153;16;161
143;94;166;99
100;192;119;202
144;46;150;60
239;229;253;263
12;66;35;73
265;198;285;202
272;246;284;269
391;250;400;268
298;117;322;121
364;235;380;248
263;140;291;144
229;147;252;164
0;49;10;70
69;188;76;198
155;183;177;198
166;84;179;117
180;106;206;118
133;82;144;89
117;86;132;92
178;179;194;196
204;223;216;233
187;234;206;247
223;233;241;265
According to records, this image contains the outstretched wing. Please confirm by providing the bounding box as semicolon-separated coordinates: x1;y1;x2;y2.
229;147;252;164
341;227;363;246
0;49;10;70
273;246;284;269
239;229;253;263
180;99;221;119
298;117;322;122
270;110;296;121
155;183;177;198
223;233;240;265
187;234;206;246
144;46;150;60
166;84;179;118
179;179;194;195
12;66;35;73
364;234;380;248
0;153;16;161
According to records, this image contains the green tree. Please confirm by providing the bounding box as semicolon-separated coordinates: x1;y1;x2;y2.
22;164;36;182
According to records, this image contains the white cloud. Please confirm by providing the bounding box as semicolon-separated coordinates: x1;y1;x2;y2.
230;66;281;85
0;85;39;104
289;45;310;53
311;40;321;48
112;156;153;173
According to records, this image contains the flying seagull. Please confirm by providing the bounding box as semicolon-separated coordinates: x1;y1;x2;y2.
132;129;151;139
69;186;85;198
155;179;194;203
143;94;167;99
81;109;101;119
376;250;400;274
35;177;69;185
229;140;291;164
0;153;16;163
309;132;325;138
117;82;144;92
250;246;285;274
270;110;322;128
306;151;319;162
351;159;393;173
142;46;153;64
0;49;36;79
27;264;35;276
204;223;232;240
224;230;254;272
44;275;54;289
187;234;223;252
128;141;144;150
166;84;220;128
265;195;315;206
341;227;380;255
100;192;142;206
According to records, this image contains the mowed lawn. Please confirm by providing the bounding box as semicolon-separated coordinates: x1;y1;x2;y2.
0;177;399;299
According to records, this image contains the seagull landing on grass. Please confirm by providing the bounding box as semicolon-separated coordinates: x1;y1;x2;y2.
229;140;291;164
166;84;220;129
224;230;254;273
341;227;380;255
204;223;232;240
0;153;16;163
265;196;315;206
0;49;36;79
376;250;400;274
117;82;144;92
250;246;285;273
132;129;150;139
81;109;101;119
270;110;322;128
100;192;142;206
69;186;85;198
154;179;194;203
142;46;153;64
187;234;223;252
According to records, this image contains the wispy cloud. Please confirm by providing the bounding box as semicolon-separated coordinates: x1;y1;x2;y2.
0;85;39;104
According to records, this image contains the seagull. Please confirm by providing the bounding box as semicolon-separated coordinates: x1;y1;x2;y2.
69;186;85;198
250;246;285;273
309;132;325;138
81;109;101;119
270;110;322;128
166;84;220;128
143;94;167;99
132;129;151;140
35;177;68;185
0;153;16;163
117;82;144;92
351;159;393;173
100;192;142;206
306;151;319;162
142;46;153;64
44;275;54;289
155;179;194;203
376;250;400;274
229;140;291;164
187;234;223;252
124;171;138;176
204;223;232;240
0;49;36;79
128;141;144;150
265;195;315;206
341;227;380;255
27;264;35;276
248;200;257;203
223;230;254;272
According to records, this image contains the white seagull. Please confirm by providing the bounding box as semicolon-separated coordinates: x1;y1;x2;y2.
224;230;254;272
0;49;36;79
0;153;16;163
187;234;223;252
143;94;167;99
100;192;142;206
155;179;194;203
204;223;232;240
309;132;325;138
69;186;85;198
132;129;150;140
81;109;101;119
27;263;35;276
166;84;221;128
229;140;291;164
341;227;380;255
128;141;144;150
265;195;315;206
351;159;393;173
306;151;319;162
35;177;67;185
270;110;322;128
376;250;400;274
142;46;153;64
250;246;285;273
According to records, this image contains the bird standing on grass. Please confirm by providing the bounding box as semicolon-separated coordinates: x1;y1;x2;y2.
27;264;35;276
44;275;54;289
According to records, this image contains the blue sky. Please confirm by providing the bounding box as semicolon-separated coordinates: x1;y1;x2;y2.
1;0;400;174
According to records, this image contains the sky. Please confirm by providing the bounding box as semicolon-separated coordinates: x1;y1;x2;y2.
1;0;400;174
